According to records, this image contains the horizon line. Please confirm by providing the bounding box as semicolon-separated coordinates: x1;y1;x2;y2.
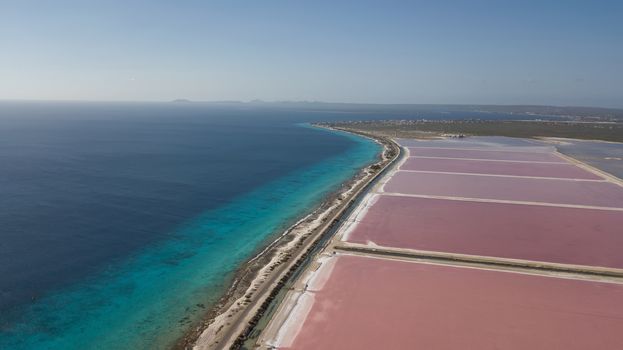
1;98;622;111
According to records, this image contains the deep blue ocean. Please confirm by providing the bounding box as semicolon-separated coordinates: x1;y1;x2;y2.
0;102;543;349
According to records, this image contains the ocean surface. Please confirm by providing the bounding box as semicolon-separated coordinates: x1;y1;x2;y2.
0;102;558;349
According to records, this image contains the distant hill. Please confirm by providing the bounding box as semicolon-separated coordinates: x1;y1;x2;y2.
171;99;192;103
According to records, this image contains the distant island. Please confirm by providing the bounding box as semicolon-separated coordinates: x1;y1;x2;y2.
171;99;192;103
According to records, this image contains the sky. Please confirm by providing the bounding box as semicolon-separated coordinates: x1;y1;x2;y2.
1;0;622;107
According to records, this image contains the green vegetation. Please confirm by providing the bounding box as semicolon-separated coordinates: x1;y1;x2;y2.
321;120;623;143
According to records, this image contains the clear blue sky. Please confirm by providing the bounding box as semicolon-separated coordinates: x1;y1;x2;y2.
1;0;622;107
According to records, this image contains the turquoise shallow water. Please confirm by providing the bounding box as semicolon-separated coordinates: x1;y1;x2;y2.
0;126;379;349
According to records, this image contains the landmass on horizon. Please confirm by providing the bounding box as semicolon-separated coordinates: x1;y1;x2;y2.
164;99;623;121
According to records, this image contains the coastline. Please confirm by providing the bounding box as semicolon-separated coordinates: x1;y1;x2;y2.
256;136;623;349
0;121;384;350
178;126;399;350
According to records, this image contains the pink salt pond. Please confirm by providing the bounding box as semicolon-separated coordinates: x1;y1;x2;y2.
383;171;623;208
281;255;623;350
408;147;566;162
402;157;602;179
345;195;623;269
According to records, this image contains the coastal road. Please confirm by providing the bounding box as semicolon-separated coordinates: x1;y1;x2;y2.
259;137;623;350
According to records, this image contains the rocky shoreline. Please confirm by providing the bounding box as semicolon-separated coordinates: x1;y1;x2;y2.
175;126;399;350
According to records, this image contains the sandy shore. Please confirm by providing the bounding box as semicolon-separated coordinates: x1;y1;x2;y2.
257;135;623;349
175;126;399;350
